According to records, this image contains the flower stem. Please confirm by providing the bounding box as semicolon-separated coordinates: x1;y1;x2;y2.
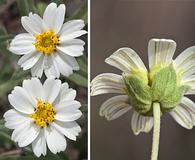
151;102;161;160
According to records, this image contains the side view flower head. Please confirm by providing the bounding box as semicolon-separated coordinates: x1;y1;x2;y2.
91;38;195;160
4;78;82;157
9;2;87;78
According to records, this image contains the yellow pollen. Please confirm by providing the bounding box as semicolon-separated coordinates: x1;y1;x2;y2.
30;99;55;127
34;31;59;55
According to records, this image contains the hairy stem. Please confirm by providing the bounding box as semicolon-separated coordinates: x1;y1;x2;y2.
151;102;161;160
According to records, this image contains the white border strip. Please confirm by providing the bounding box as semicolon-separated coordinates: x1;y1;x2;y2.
87;0;90;159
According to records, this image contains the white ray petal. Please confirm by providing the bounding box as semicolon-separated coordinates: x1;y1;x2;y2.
131;111;154;135
105;48;147;74
32;130;47;157
31;54;44;78
9;34;36;55
58;20;85;37
53;4;65;33
51;121;81;141
21;13;43;35
100;95;131;120
43;3;57;30
52;53;73;76
18;51;41;70
148;39;176;69
44;55;60;78
180;97;195;123
43;78;61;103
59;30;87;42
170;104;193;129
8;86;35;114
22;78;44;101
45;126;67;154
91;73;126;96
174;46;195;79
4;109;31;129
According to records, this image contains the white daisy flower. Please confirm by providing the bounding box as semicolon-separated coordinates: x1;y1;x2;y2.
9;2;87;78
4;78;82;157
91;39;195;160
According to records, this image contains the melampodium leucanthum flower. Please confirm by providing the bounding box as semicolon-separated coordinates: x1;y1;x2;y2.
9;2;87;78
91;39;195;160
4;78;82;157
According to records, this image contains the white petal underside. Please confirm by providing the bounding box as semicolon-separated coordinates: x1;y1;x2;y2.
182;75;195;95
174;46;195;79
148;39;176;69
170;103;193;129
100;95;131;120
91;73;126;96
105;48;147;74
131;111;153;135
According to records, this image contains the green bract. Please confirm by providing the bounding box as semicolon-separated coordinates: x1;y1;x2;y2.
123;64;190;116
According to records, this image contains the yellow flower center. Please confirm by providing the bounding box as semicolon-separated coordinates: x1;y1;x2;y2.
34;31;59;55
30;99;55;127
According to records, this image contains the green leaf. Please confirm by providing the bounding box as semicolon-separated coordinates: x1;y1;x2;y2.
80;104;87;113
0;35;14;43
0;26;7;35
36;2;47;17
0;68;29;97
17;0;35;16
123;74;152;115
67;73;87;87
77;55;87;76
0;155;20;160
68;3;88;24
51;0;63;5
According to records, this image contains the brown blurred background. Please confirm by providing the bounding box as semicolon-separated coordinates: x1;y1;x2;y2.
91;0;195;160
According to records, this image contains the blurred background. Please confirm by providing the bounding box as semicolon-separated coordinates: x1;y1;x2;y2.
91;0;195;160
0;0;87;160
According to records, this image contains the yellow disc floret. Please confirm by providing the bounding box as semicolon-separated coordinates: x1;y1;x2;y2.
30;99;55;127
34;31;59;55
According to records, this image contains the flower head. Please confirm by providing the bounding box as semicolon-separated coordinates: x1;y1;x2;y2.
9;2;87;78
91;39;195;135
4;78;82;157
